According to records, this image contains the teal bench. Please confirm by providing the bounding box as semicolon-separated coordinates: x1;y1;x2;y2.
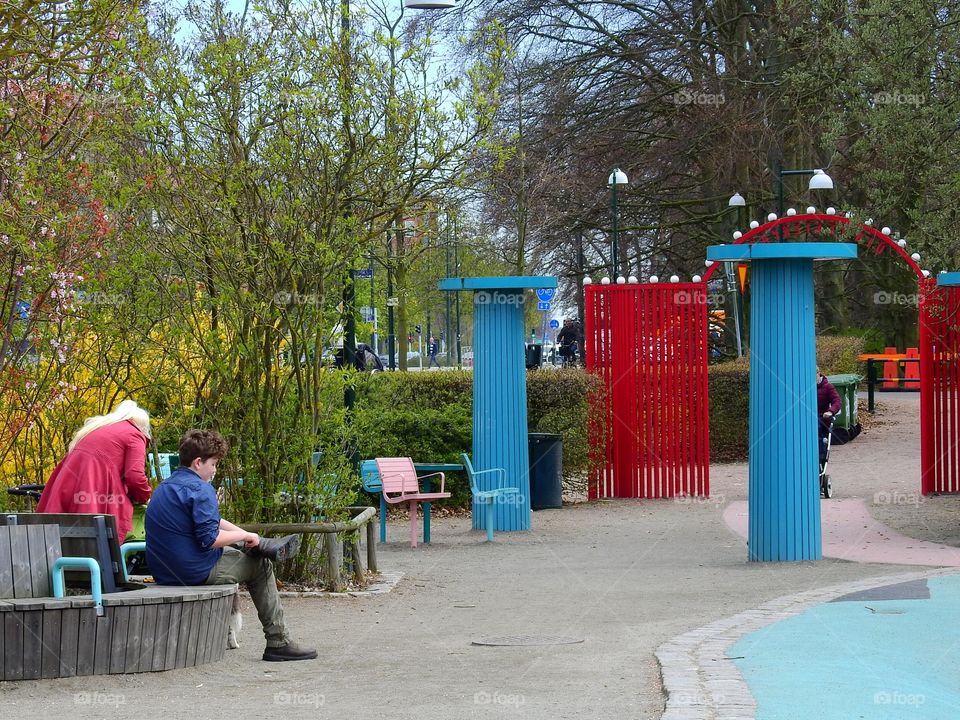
360;460;463;544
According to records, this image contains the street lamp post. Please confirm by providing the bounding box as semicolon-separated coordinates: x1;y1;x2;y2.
726;191;747;358
608;168;628;278
775;167;833;217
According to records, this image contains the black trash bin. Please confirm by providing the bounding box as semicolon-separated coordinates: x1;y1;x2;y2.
528;432;563;509
525;343;543;369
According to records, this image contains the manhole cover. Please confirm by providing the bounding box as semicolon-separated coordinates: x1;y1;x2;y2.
472;635;584;647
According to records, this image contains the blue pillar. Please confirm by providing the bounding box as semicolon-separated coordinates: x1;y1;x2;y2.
439;277;557;531
706;243;857;561
939;273;960;288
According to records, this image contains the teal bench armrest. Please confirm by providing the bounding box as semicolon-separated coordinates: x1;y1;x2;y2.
120;541;147;582
52;557;104;616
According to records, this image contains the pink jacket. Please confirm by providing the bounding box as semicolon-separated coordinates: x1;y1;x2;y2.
37;420;152;541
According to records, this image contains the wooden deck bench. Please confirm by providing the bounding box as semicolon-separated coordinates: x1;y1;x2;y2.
0;515;235;679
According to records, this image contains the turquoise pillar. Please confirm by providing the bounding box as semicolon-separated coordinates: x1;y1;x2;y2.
939;272;960;288
706;243;857;561
439;276;557;531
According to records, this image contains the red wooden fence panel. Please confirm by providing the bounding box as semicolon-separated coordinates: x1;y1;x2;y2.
921;282;960;494
585;282;710;498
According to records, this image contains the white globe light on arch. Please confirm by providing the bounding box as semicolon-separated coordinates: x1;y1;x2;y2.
649;275;659;283
616;276;626;284
806;206;816;214
749;220;760;229
582;276;592;285
911;252;921;262
922;269;931;278
881;227;891;235
733;231;743;240
897;239;907;248
826;207;836;215
601;277;611;285
692;274;702;282
767;213;777;222
628;275;638;283
670;275;680;283
405;0;456;7
786;208;797;216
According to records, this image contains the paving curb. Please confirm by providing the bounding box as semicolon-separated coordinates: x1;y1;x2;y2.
239;571;405;599
655;568;960;720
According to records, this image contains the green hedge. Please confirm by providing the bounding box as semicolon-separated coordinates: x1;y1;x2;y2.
351;369;603;507
709;360;750;462
707;335;869;462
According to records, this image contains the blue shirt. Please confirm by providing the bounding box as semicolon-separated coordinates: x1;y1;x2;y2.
145;467;222;585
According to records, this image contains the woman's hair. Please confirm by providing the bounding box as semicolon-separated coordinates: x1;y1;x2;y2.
178;429;229;468
68;399;152;452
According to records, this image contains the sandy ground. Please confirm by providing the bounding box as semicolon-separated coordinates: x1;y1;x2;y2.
1;391;952;720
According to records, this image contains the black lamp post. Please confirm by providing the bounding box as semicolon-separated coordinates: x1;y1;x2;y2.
607;168;628;278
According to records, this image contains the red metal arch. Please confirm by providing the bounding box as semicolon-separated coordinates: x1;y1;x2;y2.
700;213;926;282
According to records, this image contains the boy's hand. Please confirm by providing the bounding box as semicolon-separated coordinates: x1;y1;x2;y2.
243;532;260;548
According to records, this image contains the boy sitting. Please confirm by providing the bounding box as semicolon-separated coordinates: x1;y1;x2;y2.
145;429;317;662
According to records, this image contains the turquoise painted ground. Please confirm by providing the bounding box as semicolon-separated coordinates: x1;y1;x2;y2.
729;576;960;719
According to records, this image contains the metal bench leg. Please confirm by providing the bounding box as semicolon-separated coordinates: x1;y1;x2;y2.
423;501;431;544
485;498;495;542
409;500;418;548
380;495;387;544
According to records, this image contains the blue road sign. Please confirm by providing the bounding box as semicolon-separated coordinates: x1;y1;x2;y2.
536;288;556;302
537;301;551;312
549;319;560;329
353;268;373;279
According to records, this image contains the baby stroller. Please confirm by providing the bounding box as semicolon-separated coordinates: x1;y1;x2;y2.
819;416;835;498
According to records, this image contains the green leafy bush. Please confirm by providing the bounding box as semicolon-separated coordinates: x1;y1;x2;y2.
816;335;867;375
708;360;750;462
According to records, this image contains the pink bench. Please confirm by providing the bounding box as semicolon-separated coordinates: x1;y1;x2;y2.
374;458;451;547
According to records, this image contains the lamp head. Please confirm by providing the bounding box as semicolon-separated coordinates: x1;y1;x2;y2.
728;192;746;207
808;169;834;191
608;168;629;186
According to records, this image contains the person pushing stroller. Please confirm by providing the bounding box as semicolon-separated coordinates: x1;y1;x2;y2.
817;368;841;497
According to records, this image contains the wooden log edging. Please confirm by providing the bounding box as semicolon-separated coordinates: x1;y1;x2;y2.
0;584;236;680
241;506;378;592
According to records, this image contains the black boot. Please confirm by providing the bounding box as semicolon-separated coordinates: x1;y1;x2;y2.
247;534;301;562
263;641;318;662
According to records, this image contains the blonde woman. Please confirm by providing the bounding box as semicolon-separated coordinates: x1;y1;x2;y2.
37;400;153;541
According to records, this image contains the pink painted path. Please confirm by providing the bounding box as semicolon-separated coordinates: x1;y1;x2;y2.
723;498;960;566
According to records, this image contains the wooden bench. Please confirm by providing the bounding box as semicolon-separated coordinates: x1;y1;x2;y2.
0;515;236;679
1;513;129;592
